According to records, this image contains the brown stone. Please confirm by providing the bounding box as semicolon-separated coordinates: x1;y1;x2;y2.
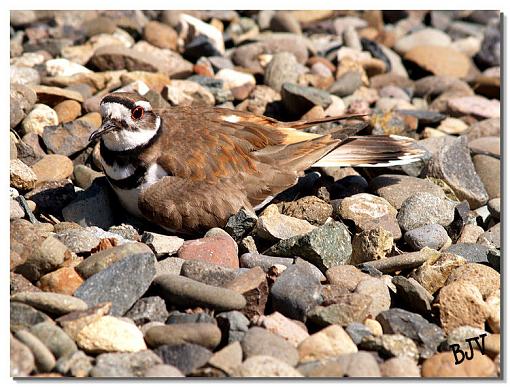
325;265;371;291
445;263;500;299
405;45;471;78
143;21;178;50
53;100;82;123
421;351;497;377
225;267;268;319
31;154;74;184
30;85;84;106
38;267;84;295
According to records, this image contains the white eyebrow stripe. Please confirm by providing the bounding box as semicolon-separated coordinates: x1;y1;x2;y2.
134;101;152;111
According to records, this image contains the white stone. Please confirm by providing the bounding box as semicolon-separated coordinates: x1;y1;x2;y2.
21;104;59;136
45;58;92;77
215;68;256;90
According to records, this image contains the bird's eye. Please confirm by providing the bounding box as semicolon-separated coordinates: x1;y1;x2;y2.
131;106;144;120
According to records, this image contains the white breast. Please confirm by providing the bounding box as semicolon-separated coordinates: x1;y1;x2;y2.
110;163;169;218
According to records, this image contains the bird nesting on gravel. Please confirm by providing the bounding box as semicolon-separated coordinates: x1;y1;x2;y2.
90;92;424;233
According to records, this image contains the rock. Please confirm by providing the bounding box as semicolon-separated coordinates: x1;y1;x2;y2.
359;334;419;361
447;326;489;352
298;325;357;363
350;227;394;264
178;235;239;269
143;21;177;50
480;222;500;249
91;350;163;377
445;263;500;298
42;119;96;157
14;235;68;282
469;136;500;158
62;178;115;230
269;262;321;321
265;221;352;272
444;243;490;264
10;159;37;191
154;274;246;311
380;356;421;377
473;154;500;199
252;312;309;347
392;276;433;314
264;52;299;92
75;315;146;353
141;232;184;256
30;85;84;105
10;302;51;333
224;208;257;241
89;45;192;78
281;82;332;117
11;335;35;377
465;117;500;140
73;164;103;189
74;251;156;316
216;311;250;344
37;267;83;296
437;117;468;134
124;296;169;326
486;291;500;333
377;308;444;358
155;257;185;277
369;175;445;210
404;224;449;250
144;364;184;377
397;192;456;232
438;281;489;334
10;65;41;86
421;351;497;377
355;278;391;318
239;253;294;272
241;327;299;366
76;242;151;278
163;80;215;106
15;330;56;373
410;252;467;294
458;223;485;244
404;45;471;78
329;71;363;97
53;100;82;123
145;323;221;350
29;321;78;359
338;193;401;239
277;196;333;226
10;198;24;220
448;95;500;118
345;323;373;344
232;355;302;377
154;343;212;375
225;267;268;319
45;58;92;78
363;248;440;274
299;351;381;377
54;350;93;377
31;154;73;184
207;341;243;375
180;259;237;287
308;293;372;326
11;292;88;316
394;28;452;54
255;204;316;242
325;265;372;291
10;83;37;128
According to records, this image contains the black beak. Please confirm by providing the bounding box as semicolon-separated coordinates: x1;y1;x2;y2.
89;122;116;142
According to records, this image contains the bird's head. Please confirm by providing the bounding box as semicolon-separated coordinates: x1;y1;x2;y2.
90;92;161;151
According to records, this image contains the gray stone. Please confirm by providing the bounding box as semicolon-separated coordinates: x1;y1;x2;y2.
54;228;101;255
166;311;216;325
264;52;299;92
141;232;184;256
239;253;294;272
154;274;246;311
62;178;116;230
488;198;500;220
29;321;78;359
144;364;184;377
392;276;433;314
256;204;316;242
281;82;332;116
270;263;322;321
42;120;96;157
125;296;169;325
155;257;186;277
397;192;456;232
11;292;88;316
10;83;37;128
359;334;419;361
307;293;372;326
329;71;363;97
241;327;299;366
473;154;500;200
180;259;237;287
369;174;446;210
74;251;156;316
15;330;56;373
444;243;490;264
345;322;373;344
233;355;303;377
10;335;35;377
362;248;440;274
298;351;381;377
91;350;162;377
265;221;352;272
154;343;212;375
404;224;449;250
355;277;391;317
376;308;445;359
10;302;52;333
145;323;221;350
224;208;258;241
216;311;250;344
55;350;93;377
426;136;489;208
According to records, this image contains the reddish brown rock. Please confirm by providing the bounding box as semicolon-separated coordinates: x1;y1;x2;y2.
31;154;74;184
445;263;500;299
38;267;84;295
178;236;239;269
225;266;268;319
404;45;471;78
53;100;82;123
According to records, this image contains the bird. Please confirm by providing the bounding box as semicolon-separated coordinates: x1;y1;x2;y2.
90;92;424;233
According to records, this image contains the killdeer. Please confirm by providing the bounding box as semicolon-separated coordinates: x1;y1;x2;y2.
90;92;424;233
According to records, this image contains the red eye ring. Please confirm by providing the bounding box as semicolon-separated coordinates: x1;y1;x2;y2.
131;106;144;120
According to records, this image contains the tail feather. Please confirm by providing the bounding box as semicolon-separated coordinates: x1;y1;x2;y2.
312;135;425;168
